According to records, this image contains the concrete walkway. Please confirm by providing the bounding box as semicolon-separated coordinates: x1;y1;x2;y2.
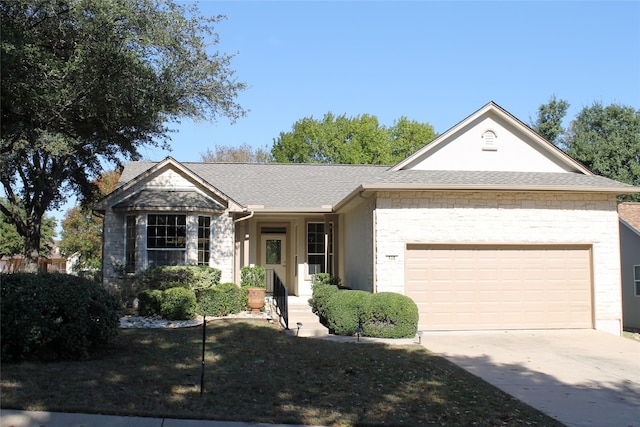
421;329;640;427
0;410;322;427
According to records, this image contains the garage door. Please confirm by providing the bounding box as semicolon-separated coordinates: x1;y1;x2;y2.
405;244;593;331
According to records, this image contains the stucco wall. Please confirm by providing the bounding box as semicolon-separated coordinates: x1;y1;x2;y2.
342;198;375;291
374;191;622;334
620;223;640;329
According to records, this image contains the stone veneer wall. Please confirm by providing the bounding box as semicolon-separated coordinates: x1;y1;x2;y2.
374;191;622;334
101;168;235;293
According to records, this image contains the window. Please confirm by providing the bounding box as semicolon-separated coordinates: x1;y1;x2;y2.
125;215;136;273
198;216;211;266
635;265;640;297
307;222;333;275
147;214;186;267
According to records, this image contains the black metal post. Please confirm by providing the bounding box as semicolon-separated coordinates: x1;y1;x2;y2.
200;315;206;396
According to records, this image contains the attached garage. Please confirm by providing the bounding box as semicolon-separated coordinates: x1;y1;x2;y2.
405;244;593;331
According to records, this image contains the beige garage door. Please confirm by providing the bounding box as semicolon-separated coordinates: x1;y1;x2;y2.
405;244;593;331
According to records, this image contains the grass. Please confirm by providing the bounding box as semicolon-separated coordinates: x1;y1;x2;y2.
1;319;563;426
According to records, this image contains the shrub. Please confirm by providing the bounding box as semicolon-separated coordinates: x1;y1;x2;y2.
198;282;244;316
309;282;340;322
160;287;197;320
312;273;342;287
326;290;371;335
1;272;120;362
240;265;266;288
132;265;221;293
137;289;163;316
360;292;418;338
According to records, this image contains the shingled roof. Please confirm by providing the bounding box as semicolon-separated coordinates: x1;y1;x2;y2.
619;202;640;233
115;161;638;212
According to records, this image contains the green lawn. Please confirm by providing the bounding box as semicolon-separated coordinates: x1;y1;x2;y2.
1;319;562;426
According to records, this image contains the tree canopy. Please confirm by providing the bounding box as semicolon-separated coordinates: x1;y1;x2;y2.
532;97;640;200
58;170;121;272
271;113;437;164
0;0;246;266
201;143;272;163
567;103;640;193
530;95;570;149
0;198;56;259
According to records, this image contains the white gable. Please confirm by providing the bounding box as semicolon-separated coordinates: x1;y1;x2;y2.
394;102;591;174
146;168;196;190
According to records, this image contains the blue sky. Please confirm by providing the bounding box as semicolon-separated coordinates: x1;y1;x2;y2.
49;0;640;226
141;0;640;162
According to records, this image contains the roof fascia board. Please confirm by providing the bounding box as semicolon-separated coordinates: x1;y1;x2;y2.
390;102;593;175
358;183;639;194
247;207;334;214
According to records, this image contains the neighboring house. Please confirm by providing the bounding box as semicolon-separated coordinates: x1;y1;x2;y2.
618;202;640;330
95;102;639;335
1;244;71;274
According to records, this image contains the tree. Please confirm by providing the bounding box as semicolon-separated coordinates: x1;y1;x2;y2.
201;143;272;163
0;198;56;259
0;0;246;269
59;208;103;272
566;103;640;199
530;95;570;148
389;117;438;160
271;113;437;164
533;98;640;201
58;170;121;271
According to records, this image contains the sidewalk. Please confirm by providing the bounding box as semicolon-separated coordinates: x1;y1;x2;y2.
0;410;324;427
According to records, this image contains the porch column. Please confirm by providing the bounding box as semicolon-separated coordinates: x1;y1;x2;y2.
325;214;339;277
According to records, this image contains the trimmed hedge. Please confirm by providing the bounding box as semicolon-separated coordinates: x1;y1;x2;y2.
160;287;197;320
310;276;419;339
198;282;244;316
132;265;222;293
361;292;419;338
309;282;340;322
138;289;163;316
1;273;121;362
326;290;371;335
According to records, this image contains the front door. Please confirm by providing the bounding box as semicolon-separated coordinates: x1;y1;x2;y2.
260;234;288;292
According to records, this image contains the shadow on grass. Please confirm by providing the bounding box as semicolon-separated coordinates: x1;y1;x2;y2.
1;319;563;426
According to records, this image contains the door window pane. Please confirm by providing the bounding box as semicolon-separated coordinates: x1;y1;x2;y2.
266;239;281;264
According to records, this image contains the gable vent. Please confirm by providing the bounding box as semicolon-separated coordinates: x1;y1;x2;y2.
482;130;498;151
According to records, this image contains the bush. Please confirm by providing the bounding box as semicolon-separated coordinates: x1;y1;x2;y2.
198;282;244;316
360;292;418;338
240;265;266;288
312;273;343;287
309;282;340;322
131;265;221;293
1;272;121;362
326;290;371;335
138;289;163;316
160;287;197;320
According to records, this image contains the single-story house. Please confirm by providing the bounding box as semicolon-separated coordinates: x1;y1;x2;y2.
618;202;640;330
96;102;639;335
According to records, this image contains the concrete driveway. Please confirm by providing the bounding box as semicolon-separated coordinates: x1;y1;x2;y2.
422;329;640;427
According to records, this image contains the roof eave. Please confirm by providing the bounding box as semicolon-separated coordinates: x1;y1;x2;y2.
360;183;639;194
248;207;334;214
